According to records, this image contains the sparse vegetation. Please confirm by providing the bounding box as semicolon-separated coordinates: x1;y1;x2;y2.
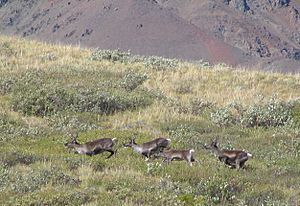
90;49;179;70
0;35;300;205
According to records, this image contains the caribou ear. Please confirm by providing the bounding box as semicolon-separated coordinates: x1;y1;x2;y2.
131;134;137;143
212;138;219;145
71;133;79;143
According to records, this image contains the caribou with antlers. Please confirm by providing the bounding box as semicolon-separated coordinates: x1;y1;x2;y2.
64;134;117;158
204;139;252;169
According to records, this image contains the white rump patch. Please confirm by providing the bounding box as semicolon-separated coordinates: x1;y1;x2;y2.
247;152;252;157
190;149;195;153
167;138;171;142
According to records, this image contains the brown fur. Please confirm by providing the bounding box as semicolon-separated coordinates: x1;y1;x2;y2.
204;140;252;169
65;137;117;158
124;137;171;158
158;149;195;166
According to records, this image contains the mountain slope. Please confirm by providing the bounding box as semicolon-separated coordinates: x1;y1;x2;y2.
0;0;300;71
160;0;300;71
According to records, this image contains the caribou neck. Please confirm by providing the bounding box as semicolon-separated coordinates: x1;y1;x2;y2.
212;147;223;157
131;144;144;154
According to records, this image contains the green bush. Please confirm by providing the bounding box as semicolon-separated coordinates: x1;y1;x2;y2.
211;107;237;127
211;97;295;128
11;84;153;117
166;97;214;116
105;176;183;206
0;165;9;191
291;101;300;125
1;69;152;117
0;112;44;140
8;190;91;206
8;166;79;194
90;49;179;70
143;56;179;70
194;176;239;205
120;71;148;91
0;75;17;95
90;49;131;63
240;98;293;127
46;113;99;134
11;85;73;116
0;152;43;167
160;119;215;149
244;187;286;206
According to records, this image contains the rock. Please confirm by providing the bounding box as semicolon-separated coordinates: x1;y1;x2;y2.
224;0;250;12
0;0;8;7
289;6;300;24
254;37;271;57
267;0;290;9
291;49;300;60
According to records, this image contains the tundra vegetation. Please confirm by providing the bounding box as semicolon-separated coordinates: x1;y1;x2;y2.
0;35;300;205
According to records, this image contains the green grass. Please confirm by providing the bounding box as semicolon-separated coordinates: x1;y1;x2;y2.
0;35;300;205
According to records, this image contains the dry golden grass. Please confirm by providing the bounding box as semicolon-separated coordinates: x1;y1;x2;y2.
144;63;300;107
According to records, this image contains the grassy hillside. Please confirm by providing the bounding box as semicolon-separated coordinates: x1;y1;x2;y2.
0;35;300;205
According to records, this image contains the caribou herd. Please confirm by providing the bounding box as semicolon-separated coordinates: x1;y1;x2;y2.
65;135;252;169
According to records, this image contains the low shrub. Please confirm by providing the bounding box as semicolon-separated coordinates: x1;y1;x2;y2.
8;190;91;206
120;70;148;91
211;106;237;127
194;176;239;205
105;176;183;206
0;152;43;167
211;97;295;128
291;101;300;125
90;49;179;70
175;82;193;94
11;84;154;117
90;49;131;63
11;84;74;116
240;99;293;127
244;187;286;206
0;165;9;192
8;166;79;194
0;75;17;95
0;112;45;140
143;56;179;70
166;97;214;116
46;113;100;134
0;41;17;57
160;119;215;148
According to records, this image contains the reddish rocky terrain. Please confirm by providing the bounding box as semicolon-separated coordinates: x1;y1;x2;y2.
0;0;300;72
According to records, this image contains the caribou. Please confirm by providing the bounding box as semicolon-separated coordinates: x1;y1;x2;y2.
123;137;171;158
157;149;196;166
65;135;117;158
204;140;252;169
